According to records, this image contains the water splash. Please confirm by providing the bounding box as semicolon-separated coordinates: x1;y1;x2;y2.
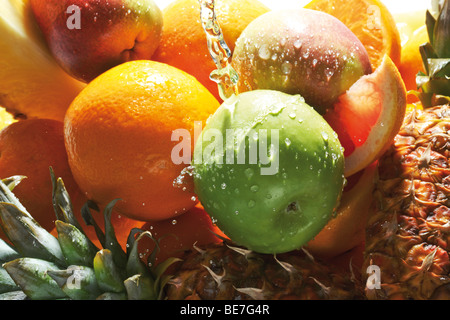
199;0;239;100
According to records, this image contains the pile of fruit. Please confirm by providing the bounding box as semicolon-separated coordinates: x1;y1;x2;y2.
0;0;448;300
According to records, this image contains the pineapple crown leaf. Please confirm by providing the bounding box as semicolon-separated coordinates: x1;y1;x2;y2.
50;167;81;230
0;202;65;266
80;200;106;247
416;0;450;107
0;169;174;300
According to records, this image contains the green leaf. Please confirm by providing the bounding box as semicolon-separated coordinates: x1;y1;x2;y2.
48;266;101;300
0;266;20;293
426;9;437;47
55;220;99;267
434;0;450;57
0;291;27;300
96;292;127;300
50;168;82;230
3;258;66;300
103;199;127;270
81;200;106;247
124;274;157;300
0;203;65;267
152;256;182;299
420;43;438;75
93;249;125;293
1;176;26;192
126;230;151;278
0;180;29;217
427;58;450;78
0;238;20;263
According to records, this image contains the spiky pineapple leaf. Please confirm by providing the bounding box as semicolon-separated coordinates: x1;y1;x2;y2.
0;238;20;263
0;179;29;216
126;230;151;277
0;172;171;300
124;274;157;300
0;267;20;294
416;0;450;107
2;176;26;192
433;0;450;57
50;167;82;230
55;220;98;266
0;291;27;300
47;266;101;300
3;258;66;300
103;199;127;270
0;203;65;266
93;249;126;293
81;200;106;247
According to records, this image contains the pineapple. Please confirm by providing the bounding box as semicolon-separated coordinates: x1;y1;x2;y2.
165;241;365;300
0;169;177;300
363;0;450;300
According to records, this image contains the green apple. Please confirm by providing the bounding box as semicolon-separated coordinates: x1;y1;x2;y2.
193;90;345;254
231;8;372;115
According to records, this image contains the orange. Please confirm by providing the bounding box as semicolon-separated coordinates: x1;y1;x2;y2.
398;25;428;93
305;0;402;70
151;0;270;101
0;119;84;233
306;162;377;259
324;55;407;177
64;60;220;222
138;203;224;265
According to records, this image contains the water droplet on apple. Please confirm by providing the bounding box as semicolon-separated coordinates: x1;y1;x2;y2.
324;67;335;81
250;185;259;192
258;44;271;60
248;200;256;208
285;137;291;147
281;61;292;75
244;168;254;179
302;50;310;59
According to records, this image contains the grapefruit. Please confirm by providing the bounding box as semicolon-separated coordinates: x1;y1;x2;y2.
324;55;407;177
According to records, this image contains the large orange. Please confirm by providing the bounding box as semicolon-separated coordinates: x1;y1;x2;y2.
152;0;270;101
305;0;401;70
0;119;84;233
64;60;220;222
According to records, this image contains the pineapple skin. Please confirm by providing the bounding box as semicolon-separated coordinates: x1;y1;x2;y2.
363;105;450;300
165;242;365;300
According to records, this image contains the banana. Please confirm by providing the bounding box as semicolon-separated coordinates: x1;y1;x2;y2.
0;0;85;121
